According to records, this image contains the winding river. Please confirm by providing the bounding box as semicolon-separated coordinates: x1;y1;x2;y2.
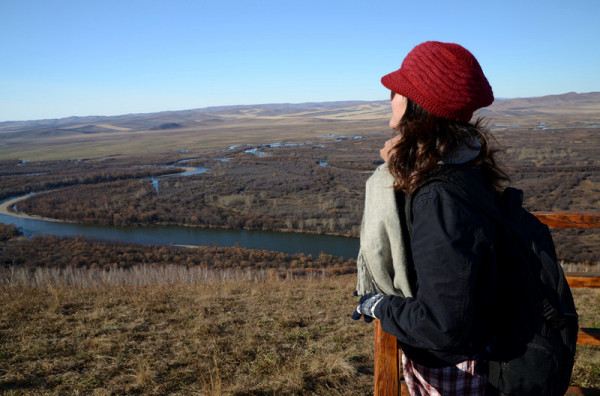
0;163;360;260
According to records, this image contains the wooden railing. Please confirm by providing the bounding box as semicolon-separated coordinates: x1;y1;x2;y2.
373;211;600;396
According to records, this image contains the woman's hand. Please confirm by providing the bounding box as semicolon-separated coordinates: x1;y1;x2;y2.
352;292;385;323
380;134;402;163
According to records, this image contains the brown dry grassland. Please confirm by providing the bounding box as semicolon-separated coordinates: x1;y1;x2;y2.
1;276;374;395
0;274;598;395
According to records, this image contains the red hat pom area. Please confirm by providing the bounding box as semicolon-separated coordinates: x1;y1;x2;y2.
381;41;494;123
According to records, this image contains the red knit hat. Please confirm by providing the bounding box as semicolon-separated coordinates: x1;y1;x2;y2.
381;41;494;122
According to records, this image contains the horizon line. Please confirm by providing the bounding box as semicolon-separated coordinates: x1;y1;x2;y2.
2;90;598;124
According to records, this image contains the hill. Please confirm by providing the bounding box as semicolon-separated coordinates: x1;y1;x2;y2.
1;92;599;161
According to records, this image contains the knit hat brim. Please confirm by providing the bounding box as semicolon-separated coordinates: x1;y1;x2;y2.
381;69;475;122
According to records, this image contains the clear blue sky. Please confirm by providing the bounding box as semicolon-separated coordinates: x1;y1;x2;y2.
1;0;599;121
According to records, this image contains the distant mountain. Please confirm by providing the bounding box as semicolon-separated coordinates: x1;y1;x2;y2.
0;101;385;135
476;92;600;127
1;92;598;136
486;92;600;112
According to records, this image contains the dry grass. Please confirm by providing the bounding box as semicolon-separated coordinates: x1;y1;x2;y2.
0;272;598;395
571;287;600;389
0;275;374;395
0;265;336;288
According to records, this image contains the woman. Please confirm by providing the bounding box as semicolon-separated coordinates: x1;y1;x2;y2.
352;41;510;395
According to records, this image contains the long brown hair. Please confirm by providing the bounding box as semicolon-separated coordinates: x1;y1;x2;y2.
388;92;510;194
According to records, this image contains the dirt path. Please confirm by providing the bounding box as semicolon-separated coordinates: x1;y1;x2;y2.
0;191;69;223
0;165;196;223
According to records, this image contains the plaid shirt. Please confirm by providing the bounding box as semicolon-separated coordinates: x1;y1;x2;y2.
401;353;491;395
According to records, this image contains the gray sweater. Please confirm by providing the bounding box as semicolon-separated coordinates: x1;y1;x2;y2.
355;136;482;298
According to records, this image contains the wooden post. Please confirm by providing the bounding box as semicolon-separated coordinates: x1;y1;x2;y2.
578;328;600;347
533;211;600;229
567;275;600;289
374;320;399;396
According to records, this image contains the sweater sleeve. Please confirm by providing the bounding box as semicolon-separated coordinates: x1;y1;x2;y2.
373;183;489;352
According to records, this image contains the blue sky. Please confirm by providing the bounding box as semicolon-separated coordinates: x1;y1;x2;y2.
1;0;599;121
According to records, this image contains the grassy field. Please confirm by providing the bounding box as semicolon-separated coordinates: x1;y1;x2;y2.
3;93;600;162
0;275;374;395
0;117;384;161
0;273;598;395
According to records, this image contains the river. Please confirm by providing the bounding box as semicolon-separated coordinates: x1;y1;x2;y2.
0;165;360;260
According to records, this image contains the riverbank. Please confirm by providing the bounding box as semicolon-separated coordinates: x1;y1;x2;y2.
0;174;359;238
0;194;361;260
0;223;356;275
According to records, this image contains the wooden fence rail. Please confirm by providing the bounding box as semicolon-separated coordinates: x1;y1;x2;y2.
374;211;600;396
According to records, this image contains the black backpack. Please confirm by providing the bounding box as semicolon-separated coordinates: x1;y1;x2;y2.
402;168;579;396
